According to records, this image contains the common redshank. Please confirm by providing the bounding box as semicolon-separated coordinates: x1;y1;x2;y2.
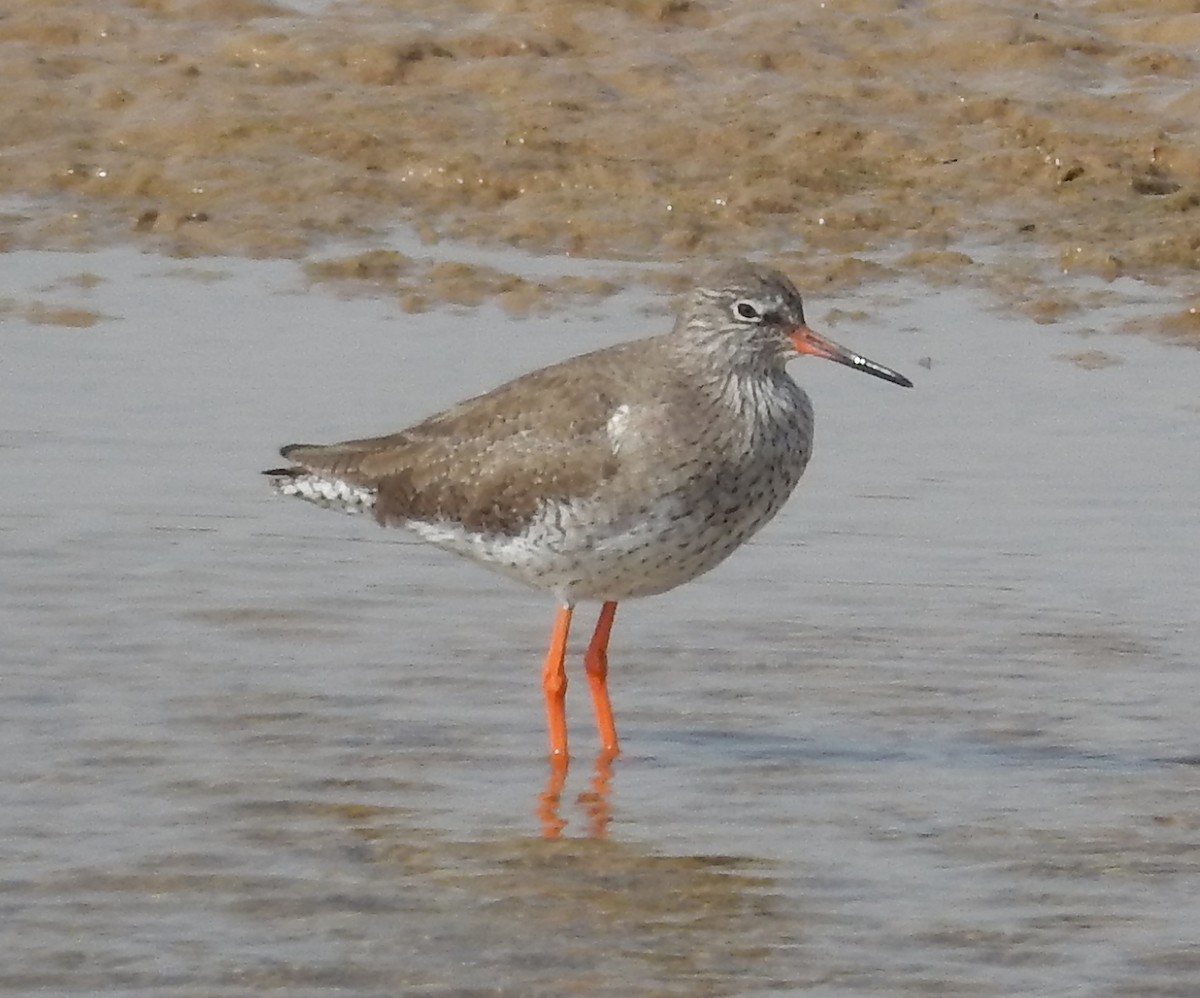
265;261;911;762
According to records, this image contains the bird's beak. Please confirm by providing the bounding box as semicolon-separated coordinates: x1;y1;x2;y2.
789;325;913;388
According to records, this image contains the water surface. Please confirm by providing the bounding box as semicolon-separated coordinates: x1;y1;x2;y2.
3;249;1199;995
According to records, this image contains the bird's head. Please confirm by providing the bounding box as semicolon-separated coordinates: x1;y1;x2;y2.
676;261;913;388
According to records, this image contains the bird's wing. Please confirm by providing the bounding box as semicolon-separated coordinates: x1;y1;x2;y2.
279;349;644;536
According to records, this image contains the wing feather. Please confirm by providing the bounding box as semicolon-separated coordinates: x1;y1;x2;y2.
277;343;654;535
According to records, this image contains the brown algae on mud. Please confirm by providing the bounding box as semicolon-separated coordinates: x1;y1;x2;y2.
1;0;1199;320
304;252;620;314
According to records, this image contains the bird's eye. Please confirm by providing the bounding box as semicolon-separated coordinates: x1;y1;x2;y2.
734;300;762;322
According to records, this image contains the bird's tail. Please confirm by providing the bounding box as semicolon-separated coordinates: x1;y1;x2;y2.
263;465;378;516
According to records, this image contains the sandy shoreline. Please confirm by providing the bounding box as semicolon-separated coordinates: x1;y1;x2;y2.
2;0;1198;336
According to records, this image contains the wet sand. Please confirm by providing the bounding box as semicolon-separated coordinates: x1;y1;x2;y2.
4;248;1200;994
2;0;1200;336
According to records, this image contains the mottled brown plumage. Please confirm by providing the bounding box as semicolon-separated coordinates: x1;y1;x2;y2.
265;260;911;761
277;348;655;536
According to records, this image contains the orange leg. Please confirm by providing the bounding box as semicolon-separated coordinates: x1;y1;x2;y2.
541;603;573;762
584;600;620;757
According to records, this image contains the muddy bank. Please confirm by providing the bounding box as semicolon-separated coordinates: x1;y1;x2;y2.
1;0;1198;332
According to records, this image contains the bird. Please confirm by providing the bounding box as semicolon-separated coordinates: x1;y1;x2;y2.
264;260;912;764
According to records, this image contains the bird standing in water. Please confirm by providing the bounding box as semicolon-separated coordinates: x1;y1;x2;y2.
265;261;912;763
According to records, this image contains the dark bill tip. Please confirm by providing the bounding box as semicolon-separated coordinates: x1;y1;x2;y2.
844;353;913;388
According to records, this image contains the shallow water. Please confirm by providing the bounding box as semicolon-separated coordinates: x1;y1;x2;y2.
3;248;1199;995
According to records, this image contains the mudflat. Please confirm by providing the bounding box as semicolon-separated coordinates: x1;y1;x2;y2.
2;0;1198;336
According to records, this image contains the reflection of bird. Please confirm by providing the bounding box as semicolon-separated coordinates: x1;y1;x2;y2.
266;261;912;762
